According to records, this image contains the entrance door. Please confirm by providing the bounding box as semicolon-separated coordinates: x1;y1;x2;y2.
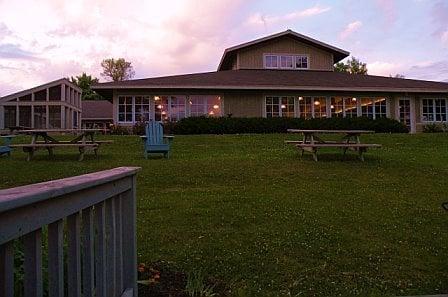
398;99;413;132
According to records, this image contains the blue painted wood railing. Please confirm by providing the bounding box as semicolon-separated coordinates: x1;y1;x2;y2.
0;167;140;297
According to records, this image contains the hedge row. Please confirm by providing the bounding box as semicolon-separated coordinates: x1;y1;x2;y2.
164;116;409;134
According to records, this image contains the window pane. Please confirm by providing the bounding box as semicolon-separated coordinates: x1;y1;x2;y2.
34;106;46;128
314;97;327;118
265;55;278;68
399;99;411;128
296;56;308;69
280;56;294;68
361;98;374;119
299;97;312;119
280;97;295;117
374;98;387;119
265;96;280;117
4;106;16;127
189;95;221;117
49;106;61;128
344;98;358;118
118;96;134;123
331;97;344;118
435;99;447;122
422;99;434;121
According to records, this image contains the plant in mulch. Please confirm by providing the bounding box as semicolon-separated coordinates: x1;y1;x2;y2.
137;261;229;297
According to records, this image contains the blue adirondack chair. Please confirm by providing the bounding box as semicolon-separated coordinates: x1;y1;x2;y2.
143;121;172;159
0;135;15;157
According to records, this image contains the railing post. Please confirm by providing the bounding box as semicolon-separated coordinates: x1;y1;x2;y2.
0;241;14;297
121;176;137;296
82;207;95;297
24;229;43;297
67;212;81;297
48;220;64;297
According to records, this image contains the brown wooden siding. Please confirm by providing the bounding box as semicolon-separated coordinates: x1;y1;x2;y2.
223;92;263;117
237;36;334;71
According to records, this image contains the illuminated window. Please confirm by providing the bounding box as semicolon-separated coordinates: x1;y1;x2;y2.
344;98;358;118
330;97;344;118
265;96;294;117
313;97;327;118
189;95;221;117
135;96;151;122
299;97;312;119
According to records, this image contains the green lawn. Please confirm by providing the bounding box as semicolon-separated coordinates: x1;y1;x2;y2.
1;133;448;296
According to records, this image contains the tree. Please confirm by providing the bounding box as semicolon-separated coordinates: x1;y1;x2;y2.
100;58;135;82
70;73;102;100
390;74;405;78
334;56;368;75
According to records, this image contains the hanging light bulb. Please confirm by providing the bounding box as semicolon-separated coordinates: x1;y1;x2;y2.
154;96;160;101
298;97;303;101
331;105;335;109
281;104;286;109
157;104;162;109
213;104;220;109
352;97;357;102
209;111;215;115
314;101;320;106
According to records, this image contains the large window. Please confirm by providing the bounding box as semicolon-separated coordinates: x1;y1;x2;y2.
265;96;294;117
4;106;16;128
154;96;186;122
361;98;374;119
189;95;221;117
422;99;447;122
361;97;387;119
264;54;309;70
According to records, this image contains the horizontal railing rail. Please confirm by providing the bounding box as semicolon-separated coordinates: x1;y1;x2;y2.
0;166;140;297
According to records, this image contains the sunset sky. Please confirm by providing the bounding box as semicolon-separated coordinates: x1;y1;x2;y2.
0;0;447;96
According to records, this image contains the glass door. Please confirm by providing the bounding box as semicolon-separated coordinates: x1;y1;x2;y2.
398;99;411;129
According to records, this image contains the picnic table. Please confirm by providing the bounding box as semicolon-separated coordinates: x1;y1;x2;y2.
285;129;381;161
10;129;113;161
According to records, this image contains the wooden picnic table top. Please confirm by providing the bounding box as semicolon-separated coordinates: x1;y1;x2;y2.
17;129;104;134
287;129;375;134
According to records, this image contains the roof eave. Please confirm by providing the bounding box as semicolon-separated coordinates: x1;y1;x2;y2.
92;84;448;93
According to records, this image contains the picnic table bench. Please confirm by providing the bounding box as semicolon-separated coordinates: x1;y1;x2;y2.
286;129;381;161
10;129;113;161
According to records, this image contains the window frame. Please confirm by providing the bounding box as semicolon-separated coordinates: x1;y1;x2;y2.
421;98;448;122
263;54;310;70
264;96;295;118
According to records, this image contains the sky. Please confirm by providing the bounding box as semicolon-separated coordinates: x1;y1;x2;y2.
0;0;448;96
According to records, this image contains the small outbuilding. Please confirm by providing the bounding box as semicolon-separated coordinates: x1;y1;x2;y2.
0;78;82;131
81;100;113;129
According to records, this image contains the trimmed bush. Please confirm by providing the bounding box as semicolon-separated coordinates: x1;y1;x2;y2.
165;116;409;134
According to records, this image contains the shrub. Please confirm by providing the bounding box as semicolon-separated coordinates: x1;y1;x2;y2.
132;121;147;135
109;124;131;135
165;116;409;135
423;123;444;133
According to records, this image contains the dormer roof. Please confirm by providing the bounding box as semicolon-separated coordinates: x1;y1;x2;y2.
218;29;350;71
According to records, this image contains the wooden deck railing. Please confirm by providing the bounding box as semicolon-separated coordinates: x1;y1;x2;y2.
0;167;140;297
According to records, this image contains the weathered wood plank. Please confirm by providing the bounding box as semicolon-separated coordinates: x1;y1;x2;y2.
0;177;132;245
82;207;95;297
106;198;117;296
121;288;133;297
95;201;107;297
67;213;81;297
0;167;141;213
48;220;64;297
121;174;138;296
0;241;14;297
114;195;123;294
24;229;43;297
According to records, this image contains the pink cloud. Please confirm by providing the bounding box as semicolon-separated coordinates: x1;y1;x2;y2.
339;21;362;40
375;0;397;26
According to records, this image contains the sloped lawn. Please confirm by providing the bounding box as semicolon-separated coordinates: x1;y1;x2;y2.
1;133;448;296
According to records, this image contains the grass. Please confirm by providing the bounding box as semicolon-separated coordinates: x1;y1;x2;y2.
1;133;448;296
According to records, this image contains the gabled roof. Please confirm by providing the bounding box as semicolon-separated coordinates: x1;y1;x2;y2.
92;69;448;94
0;78;81;103
218;29;350;71
81;100;113;120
